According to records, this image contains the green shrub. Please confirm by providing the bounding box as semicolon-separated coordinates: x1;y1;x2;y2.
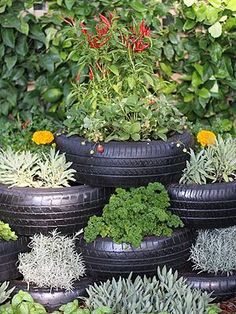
180;135;236;184
84;182;183;247
86;266;221;314
52;299;112;314
190;226;236;275
0;290;46;314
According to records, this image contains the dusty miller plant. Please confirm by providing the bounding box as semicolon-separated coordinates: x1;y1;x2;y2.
86;266;219;314
190;226;236;275
180;135;236;184
0;148;76;188
18;230;85;290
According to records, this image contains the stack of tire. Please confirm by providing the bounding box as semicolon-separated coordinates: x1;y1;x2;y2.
167;181;236;300
55;132;196;280
56;132;236;301
0;180;112;310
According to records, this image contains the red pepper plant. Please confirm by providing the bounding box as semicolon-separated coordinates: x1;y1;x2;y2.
63;13;188;142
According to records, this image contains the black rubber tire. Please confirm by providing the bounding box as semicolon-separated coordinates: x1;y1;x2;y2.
55;132;194;187
77;228;195;280
0;184;112;236
167;182;236;229
179;264;236;301
10;277;93;312
0;237;29;281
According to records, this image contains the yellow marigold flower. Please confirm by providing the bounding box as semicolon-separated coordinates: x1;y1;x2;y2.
32;130;54;145
197;130;216;147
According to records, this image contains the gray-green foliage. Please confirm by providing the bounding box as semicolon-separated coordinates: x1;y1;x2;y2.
0;282;14;305
86;266;218;314
0;148;76;188
180;135;236;184
18;230;85;290
190;226;236;275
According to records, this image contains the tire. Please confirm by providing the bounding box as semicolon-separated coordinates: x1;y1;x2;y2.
167;182;236;229
0;237;29;281
77;228;195;280
179;265;236;301
0;184;112;236
10;277;93;312
55;132;194;187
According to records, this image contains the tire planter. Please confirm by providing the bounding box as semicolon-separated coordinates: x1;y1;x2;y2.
55;132;194;187
167;182;236;229
0;237;29;281
78;228;195;280
10;277;93;312
179;264;236;301
0;184;112;236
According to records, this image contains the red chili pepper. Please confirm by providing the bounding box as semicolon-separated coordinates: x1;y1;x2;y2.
99;14;111;28
80;21;88;34
88;36;110;49
89;67;94;80
139;20;151;37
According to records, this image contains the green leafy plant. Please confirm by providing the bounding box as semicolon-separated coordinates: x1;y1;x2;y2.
180;135;236;184
0;282;14;305
0;147;76;188
190;226;236;275
62;14;188;142
0;290;46;314
0;221;17;241
86;266;220;314
52;299;112;314
157;0;236;134
18;230;85;290
84;182;183;247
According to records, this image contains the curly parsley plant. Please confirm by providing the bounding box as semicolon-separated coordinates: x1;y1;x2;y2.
84;182;183;247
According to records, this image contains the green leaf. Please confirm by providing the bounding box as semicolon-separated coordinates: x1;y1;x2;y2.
163;44;174;61
130;122;141;134
16;36;28;56
192;71;202;88
226;0;236;11
2;28;15;48
184;93;194;102
131;133;141;141
19;18;29;35
5;55;17;71
160;63;172;76
18;303;30;314
130;0;147;12
127;76;135;89
183;19;196;30
208;22;222;38
65;0;76;10
197;87;211;99
208;0;221;8
183;0;195;7
108;65;119;76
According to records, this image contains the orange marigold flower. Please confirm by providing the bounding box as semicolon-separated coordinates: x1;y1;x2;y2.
32;131;54;145
197;130;216;147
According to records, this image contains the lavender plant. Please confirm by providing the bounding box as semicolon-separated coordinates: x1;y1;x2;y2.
190;226;236;275
18;230;85;290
